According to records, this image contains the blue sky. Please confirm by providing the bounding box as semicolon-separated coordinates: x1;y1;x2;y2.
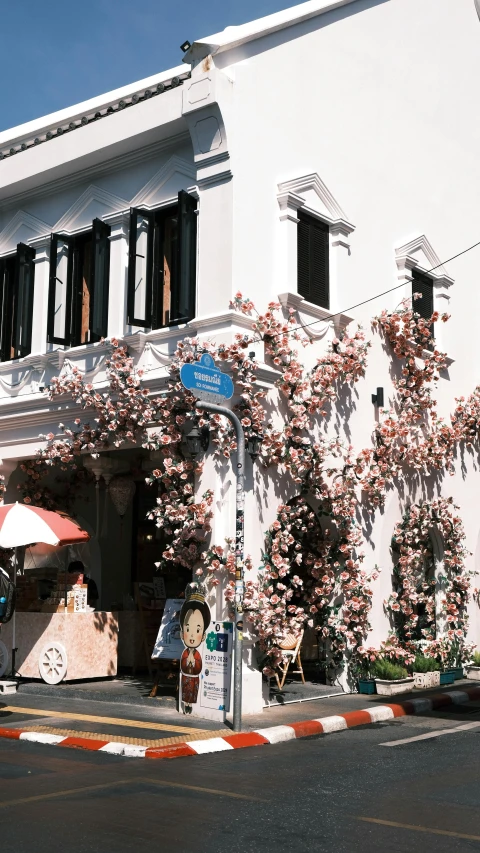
0;0;299;131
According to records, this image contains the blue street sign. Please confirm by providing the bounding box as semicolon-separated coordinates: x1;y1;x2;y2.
180;353;234;403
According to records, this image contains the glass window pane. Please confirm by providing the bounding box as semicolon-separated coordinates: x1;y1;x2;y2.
161;214;177;326
53;239;69;341
134;215;149;323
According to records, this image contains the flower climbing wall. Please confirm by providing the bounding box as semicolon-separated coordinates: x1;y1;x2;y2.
13;290;480;679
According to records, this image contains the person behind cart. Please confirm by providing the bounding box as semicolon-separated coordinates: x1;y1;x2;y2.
67;560;99;609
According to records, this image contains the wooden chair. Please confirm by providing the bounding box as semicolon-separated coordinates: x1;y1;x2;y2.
275;631;305;690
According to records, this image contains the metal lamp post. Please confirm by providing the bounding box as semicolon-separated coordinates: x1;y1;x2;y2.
195;400;245;733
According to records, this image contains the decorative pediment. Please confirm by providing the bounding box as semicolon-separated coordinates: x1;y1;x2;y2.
0;210;51;253
53;185;128;233
395;234;453;283
130;155;196;208
277;172;353;232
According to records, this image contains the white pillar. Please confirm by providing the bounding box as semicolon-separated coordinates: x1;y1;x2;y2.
182;65;234;319
30;236;50;355
107;212;129;338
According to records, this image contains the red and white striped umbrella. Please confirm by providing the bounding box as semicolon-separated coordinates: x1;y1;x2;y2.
0;503;90;549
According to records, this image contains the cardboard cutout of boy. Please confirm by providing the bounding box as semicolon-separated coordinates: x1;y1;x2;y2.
179;583;211;714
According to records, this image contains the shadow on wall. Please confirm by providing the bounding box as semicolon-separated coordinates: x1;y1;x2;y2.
93;611;119;676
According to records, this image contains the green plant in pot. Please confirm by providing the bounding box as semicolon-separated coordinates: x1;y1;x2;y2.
412;654;441;689
445;639;465;680
412;655;440;673
353;659;377;695
372;658;414;697
466;650;480;682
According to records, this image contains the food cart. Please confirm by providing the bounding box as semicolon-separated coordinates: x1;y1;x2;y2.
0;611;118;683
0;503;118;684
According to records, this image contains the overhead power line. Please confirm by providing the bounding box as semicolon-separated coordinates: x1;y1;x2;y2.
252;238;480;344
139;237;480;373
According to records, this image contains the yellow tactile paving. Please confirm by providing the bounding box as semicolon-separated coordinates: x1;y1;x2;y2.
18;724;228;747
1;706;206;735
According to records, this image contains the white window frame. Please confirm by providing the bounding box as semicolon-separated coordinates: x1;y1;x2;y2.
276;172;355;340
395;235;454;359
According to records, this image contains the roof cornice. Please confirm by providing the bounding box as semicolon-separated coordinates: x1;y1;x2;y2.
183;0;360;63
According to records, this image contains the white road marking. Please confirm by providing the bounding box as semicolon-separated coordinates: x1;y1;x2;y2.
253;725;296;744
314;715;348;733
99;742;147;758
19;732;65;745
186;737;233;754
367;706;395;723
380;721;480;747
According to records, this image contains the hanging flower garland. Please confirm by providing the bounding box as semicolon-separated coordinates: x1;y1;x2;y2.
386;498;471;644
352;301;450;504
244;488;379;673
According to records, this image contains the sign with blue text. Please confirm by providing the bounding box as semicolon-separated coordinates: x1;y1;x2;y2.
180;353;234;404
200;621;233;712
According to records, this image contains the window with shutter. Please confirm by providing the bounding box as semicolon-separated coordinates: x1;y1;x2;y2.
0;243;36;362
48;222;111;347
297;212;329;309
0;254;15;362
127;209;154;327
90;219;111;342
48;235;72;346
127;191;197;331
173;190;197;325
412;269;434;341
13;243;36;358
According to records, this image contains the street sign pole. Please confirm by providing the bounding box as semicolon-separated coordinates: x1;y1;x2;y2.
180;354;244;731
195;400;245;733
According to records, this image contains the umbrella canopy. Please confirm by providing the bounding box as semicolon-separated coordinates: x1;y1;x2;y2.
0;503;90;549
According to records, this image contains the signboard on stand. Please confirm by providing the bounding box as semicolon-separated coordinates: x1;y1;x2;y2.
152;598;184;660
200;621;233;713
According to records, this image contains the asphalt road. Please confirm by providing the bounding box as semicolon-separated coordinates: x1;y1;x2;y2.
1;701;479;853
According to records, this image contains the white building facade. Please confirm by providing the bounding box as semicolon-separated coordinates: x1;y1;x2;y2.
0;0;480;713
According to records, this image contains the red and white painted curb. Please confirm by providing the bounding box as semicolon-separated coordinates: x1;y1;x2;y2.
2;686;479;759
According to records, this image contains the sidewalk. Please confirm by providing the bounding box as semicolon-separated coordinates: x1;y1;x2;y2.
1;674;479;758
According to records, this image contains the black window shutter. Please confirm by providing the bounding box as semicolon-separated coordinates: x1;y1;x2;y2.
412;269;434;340
13;242;36;359
127;208;153;327
90;218;111;342
173;190;197;325
150;212;165;331
412;270;434;320
297;212;329;309
47;234;73;346
0;258;10;362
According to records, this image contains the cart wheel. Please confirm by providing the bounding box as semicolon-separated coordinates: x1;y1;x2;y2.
38;642;67;684
0;640;8;678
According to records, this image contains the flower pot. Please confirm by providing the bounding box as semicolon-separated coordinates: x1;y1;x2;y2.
413;671;440;689
375;677;415;696
358;678;376;695
466;666;480;681
446;667;464;681
440;671;455;685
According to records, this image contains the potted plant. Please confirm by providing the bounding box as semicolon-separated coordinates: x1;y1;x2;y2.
372;659;415;696
444;639;465;681
422;638;464;684
412;654;441;689
358;675;377;695
353;650;377;694
466;650;480;681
